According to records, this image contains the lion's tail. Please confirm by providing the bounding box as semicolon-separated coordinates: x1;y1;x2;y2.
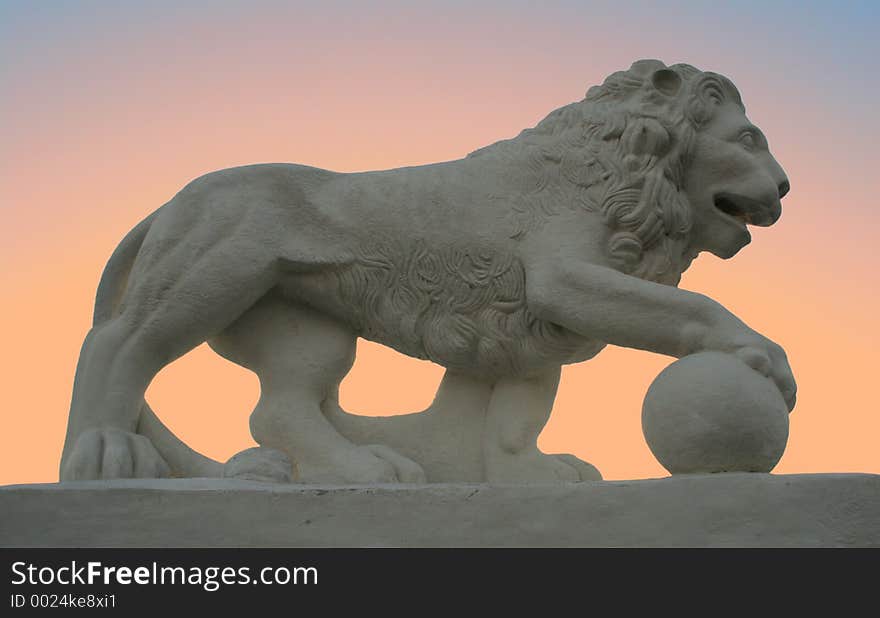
92;210;223;478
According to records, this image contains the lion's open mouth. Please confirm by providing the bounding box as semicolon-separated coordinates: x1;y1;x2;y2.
713;193;778;227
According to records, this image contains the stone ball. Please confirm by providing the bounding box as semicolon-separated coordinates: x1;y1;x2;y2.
642;351;789;474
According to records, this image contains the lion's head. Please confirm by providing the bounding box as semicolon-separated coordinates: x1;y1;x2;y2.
471;59;790;284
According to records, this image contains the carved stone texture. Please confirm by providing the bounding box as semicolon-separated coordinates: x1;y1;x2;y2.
58;59;794;484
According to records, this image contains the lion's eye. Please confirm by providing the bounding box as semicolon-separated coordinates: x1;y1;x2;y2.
738;131;757;150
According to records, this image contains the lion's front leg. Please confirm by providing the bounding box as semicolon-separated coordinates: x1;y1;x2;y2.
483;368;601;483
524;258;796;411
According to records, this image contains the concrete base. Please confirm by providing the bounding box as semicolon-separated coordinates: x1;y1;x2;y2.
1;473;878;547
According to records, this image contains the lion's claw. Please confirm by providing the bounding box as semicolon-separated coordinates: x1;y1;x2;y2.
61;427;171;481
294;444;427;484
223;447;292;483
553;453;602;481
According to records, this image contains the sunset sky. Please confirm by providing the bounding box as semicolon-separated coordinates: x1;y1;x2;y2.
1;0;877;484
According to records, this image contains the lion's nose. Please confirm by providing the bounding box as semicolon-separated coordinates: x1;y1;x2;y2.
777;179;790;199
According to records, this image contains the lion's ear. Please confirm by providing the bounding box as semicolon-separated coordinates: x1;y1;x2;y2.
695;74;727;106
651;69;682;97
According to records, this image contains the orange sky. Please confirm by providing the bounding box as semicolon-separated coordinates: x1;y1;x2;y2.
1;2;877;484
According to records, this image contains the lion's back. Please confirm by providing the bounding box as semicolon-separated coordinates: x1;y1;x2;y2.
171;160;598;377
267;160;604;376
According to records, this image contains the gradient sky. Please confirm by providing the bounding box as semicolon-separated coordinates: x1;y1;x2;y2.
1;0;878;484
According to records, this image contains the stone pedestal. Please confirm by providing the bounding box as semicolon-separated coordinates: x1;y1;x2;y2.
1;473;877;547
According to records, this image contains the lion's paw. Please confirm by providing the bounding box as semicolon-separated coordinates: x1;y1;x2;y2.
552;453;602;481
223;447;292;483
295;444;427;484
363;444;428;483
485;449;601;483
61;427;171;481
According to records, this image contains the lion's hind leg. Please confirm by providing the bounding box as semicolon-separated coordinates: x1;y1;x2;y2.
61;223;283;481
483;368;602;482
210;295;427;483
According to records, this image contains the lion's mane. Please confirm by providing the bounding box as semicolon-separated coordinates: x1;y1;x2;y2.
469;59;744;285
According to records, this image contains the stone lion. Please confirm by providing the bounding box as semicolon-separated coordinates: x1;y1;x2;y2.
60;59;795;483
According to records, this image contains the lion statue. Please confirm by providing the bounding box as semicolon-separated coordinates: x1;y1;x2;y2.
60;59;795;483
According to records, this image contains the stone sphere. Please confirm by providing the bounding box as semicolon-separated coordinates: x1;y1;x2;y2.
642;352;789;474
